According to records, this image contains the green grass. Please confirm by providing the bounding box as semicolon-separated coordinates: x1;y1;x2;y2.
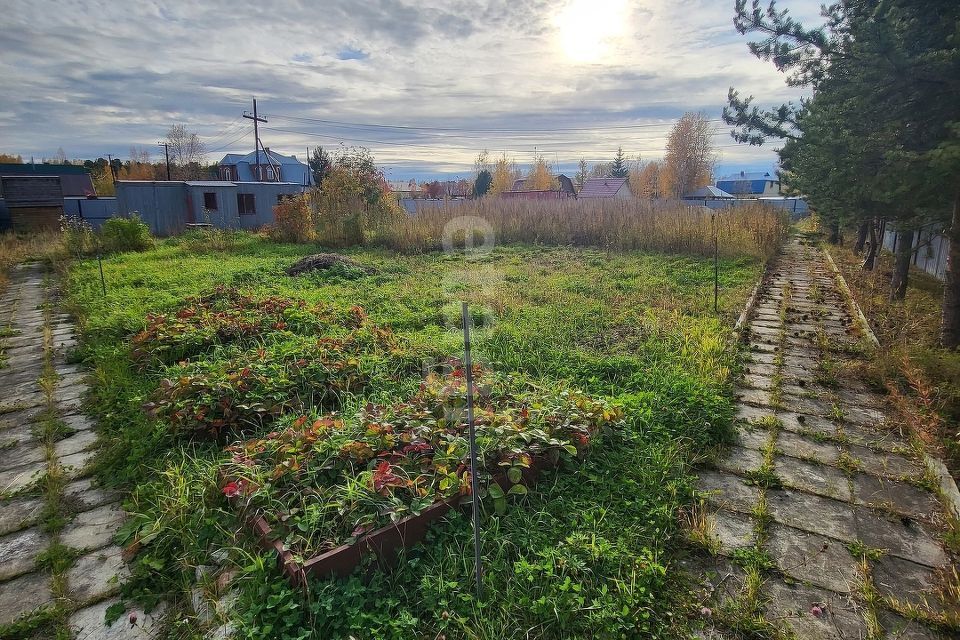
63;233;763;639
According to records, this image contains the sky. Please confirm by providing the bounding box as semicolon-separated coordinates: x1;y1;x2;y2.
0;0;825;182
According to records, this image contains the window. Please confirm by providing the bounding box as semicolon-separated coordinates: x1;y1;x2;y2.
203;192;218;211
219;166;235;181
237;193;256;215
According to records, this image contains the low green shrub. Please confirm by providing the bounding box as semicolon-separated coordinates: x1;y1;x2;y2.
146;329;410;437
59;215;95;257
130;286;345;366
100;215;153;253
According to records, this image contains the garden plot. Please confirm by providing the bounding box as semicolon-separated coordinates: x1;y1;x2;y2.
63;238;763;638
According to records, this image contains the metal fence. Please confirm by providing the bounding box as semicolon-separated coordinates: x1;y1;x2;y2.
881;224;949;280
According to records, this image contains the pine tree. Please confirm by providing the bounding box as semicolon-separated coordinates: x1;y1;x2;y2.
609;147;629;178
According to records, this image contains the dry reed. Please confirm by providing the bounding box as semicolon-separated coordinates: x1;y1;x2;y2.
375;199;789;260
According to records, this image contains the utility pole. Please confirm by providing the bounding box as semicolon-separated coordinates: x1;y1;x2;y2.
106;154;116;182
157;142;171;180
243;98;267;181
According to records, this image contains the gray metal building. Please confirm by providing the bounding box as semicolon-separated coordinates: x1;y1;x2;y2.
116;180;306;236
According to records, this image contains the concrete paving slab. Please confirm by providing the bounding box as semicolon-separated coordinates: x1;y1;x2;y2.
851;474;942;521
60;503;125;552
763;523;858;593
64;478;119;511
873;555;950;615
853;507;948;568
774;455;852;501
0;462;44;496
714;446;765;476
776;431;843;465
762;577;866;640
847;445;923;481
54;429;98;457
766;488;857;542
0;569;53;626
0;526;48;581
697;470;760;514
0;495;44;535
68;545;128;604
706;508;755;553
69;597;165;640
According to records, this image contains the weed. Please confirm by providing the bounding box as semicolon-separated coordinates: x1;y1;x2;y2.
680;500;720;555
837;452;863;475
845;539;886;562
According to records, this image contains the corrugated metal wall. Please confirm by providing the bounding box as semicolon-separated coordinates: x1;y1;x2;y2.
881;224;948;280
116;182;306;235
64;198;117;230
116;183;189;236
234;183;306;229
187;186;240;227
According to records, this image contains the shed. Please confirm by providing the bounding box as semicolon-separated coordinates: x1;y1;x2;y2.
578;177;633;200
0;176;64;230
116;180;306;235
0;163;95;197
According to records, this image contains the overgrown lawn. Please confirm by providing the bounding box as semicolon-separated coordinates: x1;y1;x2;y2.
64;233;761;639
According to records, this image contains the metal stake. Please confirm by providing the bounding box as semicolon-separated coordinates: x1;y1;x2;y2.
713;213;719;313
461;301;482;599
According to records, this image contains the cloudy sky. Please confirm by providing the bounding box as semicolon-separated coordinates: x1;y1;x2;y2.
0;0;823;181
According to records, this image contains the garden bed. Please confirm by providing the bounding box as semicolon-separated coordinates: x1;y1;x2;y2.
221;365;620;586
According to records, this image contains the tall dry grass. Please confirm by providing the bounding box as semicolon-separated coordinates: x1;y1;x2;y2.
375;199;789;260
0;231;66;291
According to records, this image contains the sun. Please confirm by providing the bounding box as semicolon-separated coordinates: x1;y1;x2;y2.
555;0;627;64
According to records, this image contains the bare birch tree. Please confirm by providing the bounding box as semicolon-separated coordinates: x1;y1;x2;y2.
662;113;715;198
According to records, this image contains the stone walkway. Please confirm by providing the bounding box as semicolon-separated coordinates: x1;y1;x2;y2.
689;239;960;639
0;265;162;638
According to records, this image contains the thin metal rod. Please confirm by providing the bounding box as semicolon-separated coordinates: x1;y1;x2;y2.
97;253;106;296
713;214;719;313
461;301;482;599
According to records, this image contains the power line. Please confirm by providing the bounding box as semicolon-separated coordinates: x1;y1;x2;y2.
203;119;246;146
261;112;725;134
261;125;736;154
207;130;251;153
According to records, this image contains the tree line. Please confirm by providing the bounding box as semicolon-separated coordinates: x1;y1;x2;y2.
724;0;960;348
0;125;212;196
374;112;716;200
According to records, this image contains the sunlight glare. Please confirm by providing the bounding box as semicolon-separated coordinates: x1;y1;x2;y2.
555;0;628;64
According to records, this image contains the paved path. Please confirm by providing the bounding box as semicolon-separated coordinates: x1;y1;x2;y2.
689;239;959;639
0;265;162;638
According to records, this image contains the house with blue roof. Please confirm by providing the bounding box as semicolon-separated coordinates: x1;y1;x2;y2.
716;171;781;197
217;148;310;185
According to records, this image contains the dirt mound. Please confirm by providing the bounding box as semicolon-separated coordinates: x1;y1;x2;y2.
285;253;377;277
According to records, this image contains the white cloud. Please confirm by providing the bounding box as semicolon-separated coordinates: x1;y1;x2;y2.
0;0;824;177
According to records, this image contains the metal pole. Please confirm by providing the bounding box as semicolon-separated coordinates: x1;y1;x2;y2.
461;301;482;600
713;213;719;313
97;253;106;296
253;99;261;181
